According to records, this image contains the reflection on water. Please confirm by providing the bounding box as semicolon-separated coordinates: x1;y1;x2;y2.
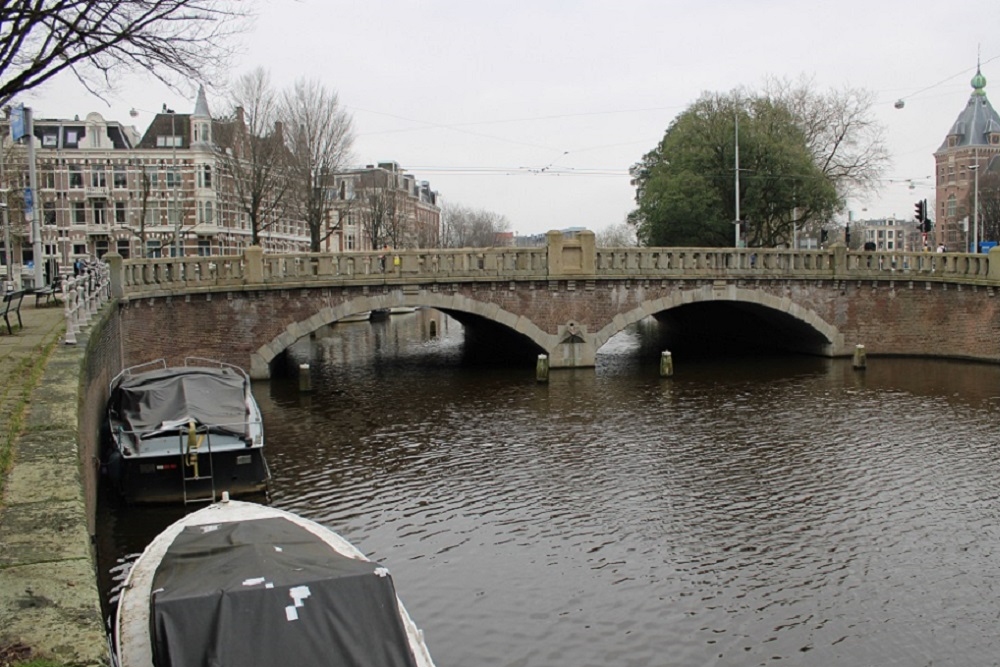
98;310;1000;666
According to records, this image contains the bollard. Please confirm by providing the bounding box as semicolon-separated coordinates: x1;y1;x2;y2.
659;350;674;377
298;363;312;392
853;344;866;370
536;354;549;383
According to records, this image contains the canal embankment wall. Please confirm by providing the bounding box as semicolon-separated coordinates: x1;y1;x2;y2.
0;300;122;666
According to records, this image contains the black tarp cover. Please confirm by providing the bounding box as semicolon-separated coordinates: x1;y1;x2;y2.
111;367;249;438
149;516;419;667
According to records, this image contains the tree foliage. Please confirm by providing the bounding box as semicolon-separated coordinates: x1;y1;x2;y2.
281;79;354;252
440;204;510;247
630;84;886;248
0;1;252;107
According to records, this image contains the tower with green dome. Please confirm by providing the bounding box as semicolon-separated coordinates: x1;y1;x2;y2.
934;63;1000;250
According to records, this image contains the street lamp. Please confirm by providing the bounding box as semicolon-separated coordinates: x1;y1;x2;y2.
970;162;980;253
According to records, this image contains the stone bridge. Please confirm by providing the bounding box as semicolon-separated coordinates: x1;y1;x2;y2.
105;231;1000;378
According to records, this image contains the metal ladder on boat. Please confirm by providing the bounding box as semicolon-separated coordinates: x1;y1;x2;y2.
181;424;216;505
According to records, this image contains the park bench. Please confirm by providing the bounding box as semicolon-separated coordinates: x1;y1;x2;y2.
2;289;25;334
32;275;63;306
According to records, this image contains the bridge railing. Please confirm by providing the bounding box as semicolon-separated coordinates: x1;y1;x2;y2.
106;239;1000;299
595;246;996;282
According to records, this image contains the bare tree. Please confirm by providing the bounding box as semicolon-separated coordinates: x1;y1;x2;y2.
0;1;253;106
215;68;288;246
441;204;510;247
281;79;353;252
973;170;1000;244
595;220;638;246
765;76;890;203
358;174;407;250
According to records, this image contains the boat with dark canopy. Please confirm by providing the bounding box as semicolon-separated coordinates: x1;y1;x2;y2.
115;497;436;667
103;358;269;504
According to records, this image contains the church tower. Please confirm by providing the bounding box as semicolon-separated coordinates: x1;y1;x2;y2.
934;64;1000;250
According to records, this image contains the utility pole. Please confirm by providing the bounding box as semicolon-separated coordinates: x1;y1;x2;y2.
734;109;741;247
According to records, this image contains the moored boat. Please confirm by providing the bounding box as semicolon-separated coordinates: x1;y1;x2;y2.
103;358;269;504
338;310;372;323
115;496;436;667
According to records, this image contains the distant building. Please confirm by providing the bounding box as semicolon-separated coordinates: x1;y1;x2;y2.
934;64;1000;251
327;161;440;252
857;216;917;252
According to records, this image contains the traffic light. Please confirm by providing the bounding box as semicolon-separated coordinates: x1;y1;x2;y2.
922;215;933;233
914;200;925;224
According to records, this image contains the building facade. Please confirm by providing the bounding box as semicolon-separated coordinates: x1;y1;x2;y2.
327;161;440;252
1;93;439;282
934;65;1000;251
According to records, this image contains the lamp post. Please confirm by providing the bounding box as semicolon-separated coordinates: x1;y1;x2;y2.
734;109;741;247
970;162;980;253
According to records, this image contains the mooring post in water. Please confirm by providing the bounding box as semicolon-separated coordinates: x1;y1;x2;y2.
536;354;549;383
853;344;866;370
659;350;674;378
299;363;312;392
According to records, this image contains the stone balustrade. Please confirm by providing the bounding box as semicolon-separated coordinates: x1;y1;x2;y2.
103;232;1000;300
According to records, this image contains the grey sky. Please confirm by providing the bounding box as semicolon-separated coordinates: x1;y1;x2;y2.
22;0;999;236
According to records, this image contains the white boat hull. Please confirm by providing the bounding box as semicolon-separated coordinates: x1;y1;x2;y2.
115;499;435;667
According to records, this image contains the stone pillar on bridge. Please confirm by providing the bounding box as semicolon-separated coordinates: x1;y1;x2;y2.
245;245;264;284
988;246;1000;282
544;231;598;368
546;229;595;276
105;251;123;299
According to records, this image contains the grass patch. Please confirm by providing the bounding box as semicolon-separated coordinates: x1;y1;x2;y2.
0;335;61;501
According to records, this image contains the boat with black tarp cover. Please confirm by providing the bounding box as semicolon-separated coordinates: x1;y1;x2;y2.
115;497;436;667
103;358;269;504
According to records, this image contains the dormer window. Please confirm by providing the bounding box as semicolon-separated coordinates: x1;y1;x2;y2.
156;135;182;148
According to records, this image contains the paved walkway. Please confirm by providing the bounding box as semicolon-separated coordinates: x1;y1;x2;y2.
0;298;108;666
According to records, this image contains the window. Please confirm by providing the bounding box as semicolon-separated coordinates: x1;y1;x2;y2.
41;168;55;189
146;240;162;258
65;130;79;146
165;169;180;188
113;166;127;189
95;239;109;258
197;239;211;256
93;202;106;226
91;167;106;188
73;244;87;256
42;134;57;147
199;200;213;225
73;202;86;224
197;164;212;188
43;202;56;225
69;165;83;188
167;201;181;227
116;239;131;259
148;171;159;188
156;136;182;147
947;194;957;218
347;234;355;250
144;202;160;227
115;202;126;224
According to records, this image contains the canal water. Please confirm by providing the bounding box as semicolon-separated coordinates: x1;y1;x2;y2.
98;309;1000;666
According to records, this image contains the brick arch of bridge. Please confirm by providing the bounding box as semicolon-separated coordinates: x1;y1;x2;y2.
589;285;845;356
249;290;556;378
249;285;844;378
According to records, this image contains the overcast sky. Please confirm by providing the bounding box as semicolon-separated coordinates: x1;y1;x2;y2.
20;0;1000;237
